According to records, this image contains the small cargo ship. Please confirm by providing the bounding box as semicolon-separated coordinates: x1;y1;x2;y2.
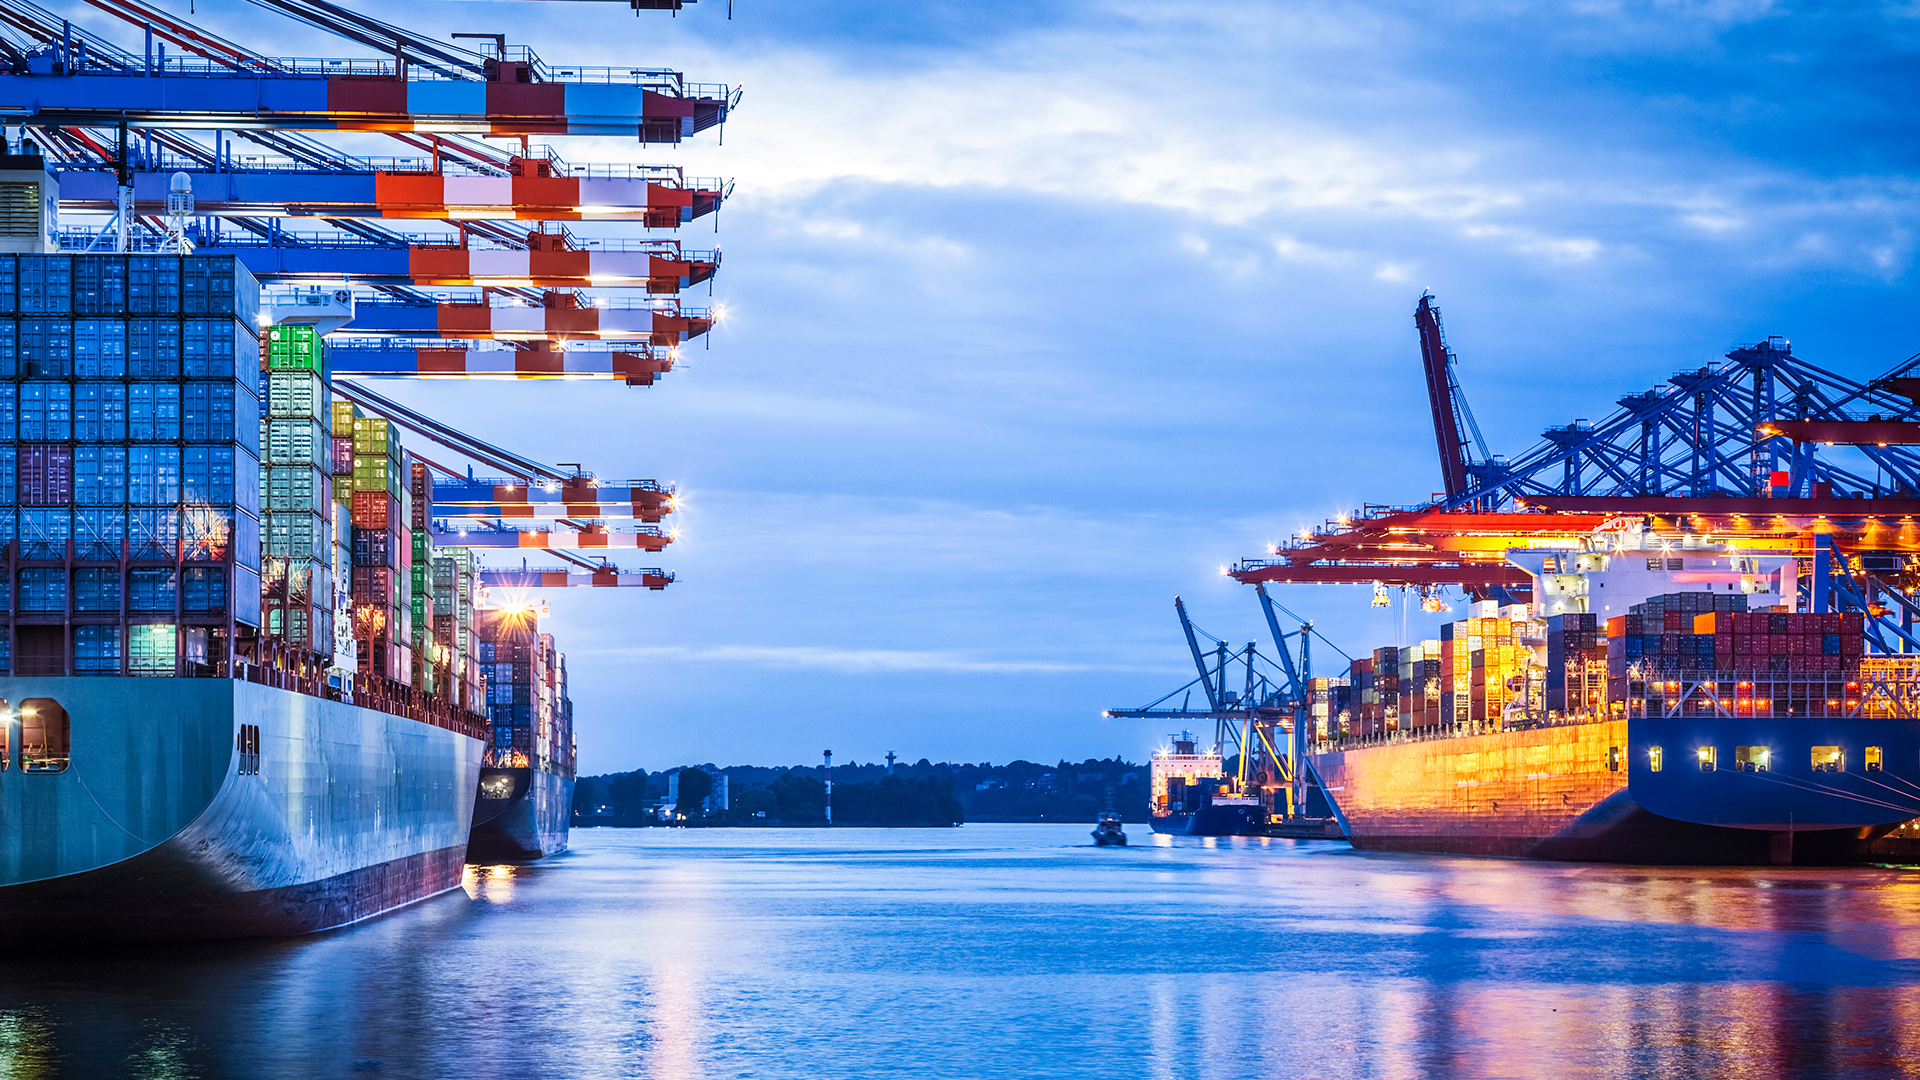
1149;732;1266;836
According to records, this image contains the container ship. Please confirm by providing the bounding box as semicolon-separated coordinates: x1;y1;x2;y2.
467;605;576;862
1208;294;1920;864
0;245;508;940
0;0;718;932
1298;535;1920;863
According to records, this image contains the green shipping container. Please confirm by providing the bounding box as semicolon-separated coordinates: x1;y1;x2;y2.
350;458;405;497
267;418;327;466
264;465;327;512
353;417;401;457
266;325;325;374
266;370;330;421
264;511;328;560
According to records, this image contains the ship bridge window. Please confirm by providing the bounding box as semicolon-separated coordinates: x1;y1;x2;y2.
1609;746;1622;772
19;698;67;772
1697;746;1717;773
1812;746;1844;773
480;773;515;800
1866;747;1884;773
1649;746;1663;772
1735;746;1770;773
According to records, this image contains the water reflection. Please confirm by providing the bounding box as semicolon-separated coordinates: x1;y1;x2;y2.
0;829;1912;1077
462;863;524;904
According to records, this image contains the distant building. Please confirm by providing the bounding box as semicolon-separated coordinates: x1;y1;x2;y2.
667;767;730;816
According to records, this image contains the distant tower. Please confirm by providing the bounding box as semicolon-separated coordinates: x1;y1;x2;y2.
823;749;833;826
885;751;896;776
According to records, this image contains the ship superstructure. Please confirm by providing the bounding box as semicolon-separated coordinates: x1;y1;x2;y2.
1147;732;1225;834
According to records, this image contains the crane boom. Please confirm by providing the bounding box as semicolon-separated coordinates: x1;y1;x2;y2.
1174;596;1221;711
1416;292;1472;501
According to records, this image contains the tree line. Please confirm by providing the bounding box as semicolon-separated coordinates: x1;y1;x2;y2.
572;756;1149;827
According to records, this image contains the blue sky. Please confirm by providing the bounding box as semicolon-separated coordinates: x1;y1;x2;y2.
105;1;1920;769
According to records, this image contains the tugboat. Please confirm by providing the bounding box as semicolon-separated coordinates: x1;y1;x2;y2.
1092;811;1128;846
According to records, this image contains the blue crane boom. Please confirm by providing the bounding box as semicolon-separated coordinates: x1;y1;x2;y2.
0;0;733;139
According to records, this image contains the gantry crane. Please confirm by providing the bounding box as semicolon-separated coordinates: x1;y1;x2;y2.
1105;597;1304;827
0;0;735;139
3;0;729;600
1233;292;1920;651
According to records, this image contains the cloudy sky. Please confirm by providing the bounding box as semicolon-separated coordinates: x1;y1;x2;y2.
103;1;1920;770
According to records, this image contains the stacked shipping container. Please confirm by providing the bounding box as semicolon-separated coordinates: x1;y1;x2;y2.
259;324;334;656
1605;594;1867;718
409;460;435;694
430;546;483;712
473;609;576;774
0;253;262;676
349;413;412;682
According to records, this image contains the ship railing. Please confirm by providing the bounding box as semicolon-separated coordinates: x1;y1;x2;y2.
1628;665;1920;721
225;647;489;741
1313;708;1603;753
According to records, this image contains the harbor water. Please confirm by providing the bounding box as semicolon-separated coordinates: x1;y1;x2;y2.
4;824;1920;1078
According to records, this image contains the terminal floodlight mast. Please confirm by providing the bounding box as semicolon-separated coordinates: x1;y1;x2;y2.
164;170;192;253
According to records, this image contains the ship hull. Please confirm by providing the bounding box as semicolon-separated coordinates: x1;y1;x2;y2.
467;766;574;862
0;676;485;942
1149;814;1191;834
1312;715;1917;864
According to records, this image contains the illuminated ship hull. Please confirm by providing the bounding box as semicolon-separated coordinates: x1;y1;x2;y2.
1312;713;1920;864
0;676;485;942
467;765;574;862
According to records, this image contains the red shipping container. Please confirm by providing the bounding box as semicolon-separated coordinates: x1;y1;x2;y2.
1663;611;1684;631
1842;634;1864;657
351;566;398;603
1715;634;1734;654
351;491;403;531
17;444;72;506
1734;636;1755;656
1788;635;1809;656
